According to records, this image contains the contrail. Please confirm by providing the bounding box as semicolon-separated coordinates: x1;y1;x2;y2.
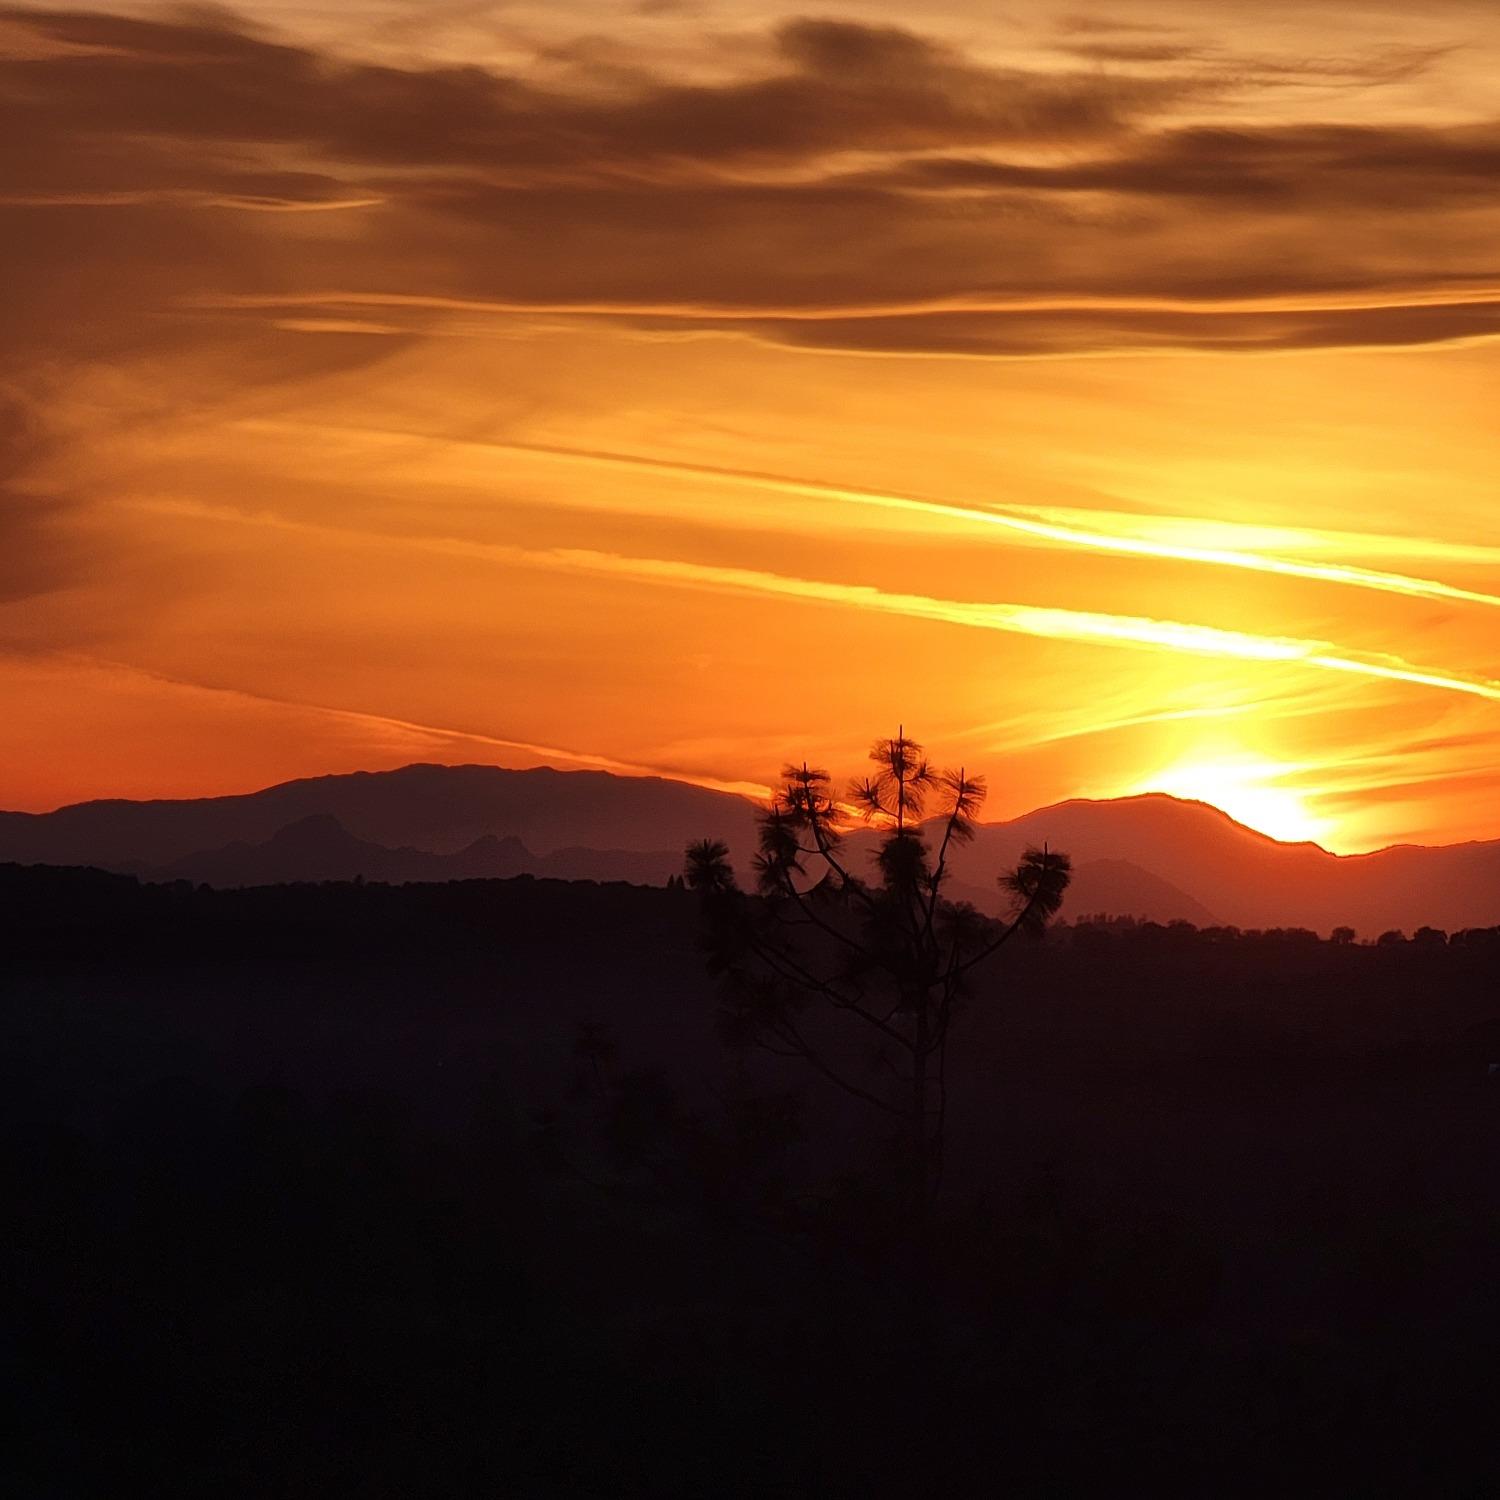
246;420;1500;612
135;500;1500;706
462;437;1500;612
573;549;1500;702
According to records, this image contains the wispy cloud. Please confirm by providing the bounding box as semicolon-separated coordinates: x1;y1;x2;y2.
4;3;1498;846
6;6;1500;359
20;650;774;801
248;420;1500;611
135;498;1500;706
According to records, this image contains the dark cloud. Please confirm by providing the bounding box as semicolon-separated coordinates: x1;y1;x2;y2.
713;299;1500;359
0;2;1497;376
1061;41;1197;63
869;123;1500;208
1052;35;1454;88
1;6;1180;176
1054;14;1179;35
1;2;1495;643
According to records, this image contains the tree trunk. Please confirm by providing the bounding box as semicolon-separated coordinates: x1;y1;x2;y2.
903;999;936;1407
909;1002;932;1287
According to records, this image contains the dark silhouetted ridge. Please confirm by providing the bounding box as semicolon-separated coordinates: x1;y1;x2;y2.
3;764;1497;933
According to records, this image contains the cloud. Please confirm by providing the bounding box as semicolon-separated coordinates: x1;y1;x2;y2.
878;123;1500;208
134;496;1500;708
732;297;1500;358
0;386;79;603
1054;36;1455;89
0;1;1493;655
2;5;1498;364
3;4;1494;846
24;649;773;799
1054;13;1178;36
2;8;1178;173
228;418;1500;611
199;284;1500;359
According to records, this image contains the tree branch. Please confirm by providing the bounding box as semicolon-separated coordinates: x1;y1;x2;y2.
806;816;882;919
766;1018;903;1116
952;884;1045;980
774;861;889;970
922;784;966;948
746;932;911;1052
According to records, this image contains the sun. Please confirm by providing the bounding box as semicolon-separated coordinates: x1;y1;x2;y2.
1135;754;1332;846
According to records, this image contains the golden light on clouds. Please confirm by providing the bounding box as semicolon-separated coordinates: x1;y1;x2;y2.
2;0;1499;851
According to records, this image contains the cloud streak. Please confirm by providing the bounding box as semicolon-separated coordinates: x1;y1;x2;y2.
260;421;1500;611
6;6;1500;358
135;498;1500;707
20;650;774;801
3;3;1497;847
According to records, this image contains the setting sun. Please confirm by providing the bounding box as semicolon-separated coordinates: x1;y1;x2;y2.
1133;755;1333;847
2;0;1499;856
7;6;1500;1482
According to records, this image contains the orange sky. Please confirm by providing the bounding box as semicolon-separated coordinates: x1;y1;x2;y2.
3;0;1499;850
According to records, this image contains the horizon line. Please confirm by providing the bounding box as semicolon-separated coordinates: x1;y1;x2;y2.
7;757;1491;860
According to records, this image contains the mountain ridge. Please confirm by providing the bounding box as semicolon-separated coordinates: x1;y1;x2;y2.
3;763;1497;934
131;812;1221;927
17;774;1485;859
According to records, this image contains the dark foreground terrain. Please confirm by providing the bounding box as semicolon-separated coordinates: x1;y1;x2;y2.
4;865;1499;1496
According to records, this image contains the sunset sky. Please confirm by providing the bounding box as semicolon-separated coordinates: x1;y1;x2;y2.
3;0;1499;850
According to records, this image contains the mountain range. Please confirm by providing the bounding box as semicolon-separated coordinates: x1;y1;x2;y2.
2;762;1496;936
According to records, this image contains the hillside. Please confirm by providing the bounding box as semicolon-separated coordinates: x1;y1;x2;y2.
3;863;1499;1496
0;762;762;868
942;795;1500;935
3;765;1498;935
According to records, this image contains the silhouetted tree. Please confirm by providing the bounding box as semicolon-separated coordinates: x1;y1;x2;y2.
684;730;1070;1232
573;1019;619;1101
1331;925;1357;946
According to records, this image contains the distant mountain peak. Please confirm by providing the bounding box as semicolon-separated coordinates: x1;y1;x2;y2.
269;813;356;844
2;763;1496;934
458;832;533;856
1024;791;1330;852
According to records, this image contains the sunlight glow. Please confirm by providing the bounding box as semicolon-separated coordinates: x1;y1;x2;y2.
133;499;1500;710
8;0;1500;849
1133;755;1333;846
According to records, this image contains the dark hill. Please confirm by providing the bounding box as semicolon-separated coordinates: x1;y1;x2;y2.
0;762;763;868
944;794;1500;935
4;862;1500;1494
3;766;1498;934
155;816;685;889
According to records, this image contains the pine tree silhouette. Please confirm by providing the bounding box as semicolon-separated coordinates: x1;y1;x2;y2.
685;728;1070;1234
